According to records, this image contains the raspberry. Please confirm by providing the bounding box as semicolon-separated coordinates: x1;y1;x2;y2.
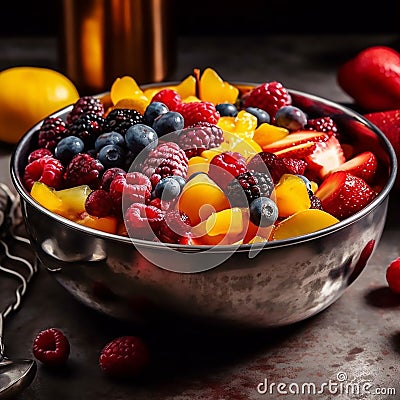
23;155;64;191
151;89;182;111
247;152;307;183
305;116;338;136
208;151;248;189
179;101;220;127
85;189;114;217
27;148;53;163
157;210;192;244
142;142;188;185
63;153;104;188
109;172;152;215
225;171;274;207
242;81;292;120
37;117;67;151
32;328;70;366
99;336;149;378
104;108;144;135
66;95;105;125
100;167;126;191
124;202;164;240
67;113;105;148
309;194;323;210
177;122;224;158
386;257;400;294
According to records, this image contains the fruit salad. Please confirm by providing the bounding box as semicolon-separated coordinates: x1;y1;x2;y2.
23;68;382;245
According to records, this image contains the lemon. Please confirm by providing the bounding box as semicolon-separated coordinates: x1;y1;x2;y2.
0;66;80;144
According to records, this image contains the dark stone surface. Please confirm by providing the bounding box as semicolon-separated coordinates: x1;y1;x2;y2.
1;33;400;399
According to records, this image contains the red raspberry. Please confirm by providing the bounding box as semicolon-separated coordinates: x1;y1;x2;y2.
208;151;248;189
32;328;70;366
37;117;67;151
124;202;164;240
151;89;182;111
99;336;149;378
100;167;127;191
179;101;220;127
177;122;224;158
63;153;104;188
66;95;105;125
147;197;173;211
109;172;152;216
242;81;292;120
85;189;114;217
157;210;192;244
23;155;64;191
247;152;307;183
305;116;338;137
386;257;400;294
142;142;188;185
27;148;53;163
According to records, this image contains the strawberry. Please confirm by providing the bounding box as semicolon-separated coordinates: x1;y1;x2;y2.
328;151;378;184
305;135;346;180
363;109;400;190
261;131;329;153
337;46;400;111
315;171;376;220
273;141;316;159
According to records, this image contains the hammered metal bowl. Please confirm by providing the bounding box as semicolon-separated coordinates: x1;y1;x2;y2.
10;85;397;328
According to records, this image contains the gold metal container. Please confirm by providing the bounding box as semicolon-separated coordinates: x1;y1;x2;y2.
59;0;176;94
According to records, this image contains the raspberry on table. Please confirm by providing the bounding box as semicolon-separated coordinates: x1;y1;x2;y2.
177;122;224;158
179;101;220;127
67;113;105;149
124;202;165;240
151;89;182;111
23;155;64;191
142;142;188;184
242;81;292;120
63;153;104;188
32;328;70;366
66;95;105;125
225;171;274;207
99;335;150;378
386;257;400;294
37;116;68;151
104;108;144;136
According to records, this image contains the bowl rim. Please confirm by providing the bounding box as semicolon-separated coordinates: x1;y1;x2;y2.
10;83;398;253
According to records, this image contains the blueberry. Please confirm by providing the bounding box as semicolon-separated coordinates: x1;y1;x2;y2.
249;197;278;227
216;103;238;117
245;107;271;126
95;131;125;152
125;123;158;157
152;111;184;137
275;106;307;130
55;135;84;164
97;144;125;169
171;175;186;191
144;101;169;126
154;176;183;201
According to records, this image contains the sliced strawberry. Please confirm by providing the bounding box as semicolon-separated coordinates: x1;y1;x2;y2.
262;131;329;153
328;151;378;184
305;135;346;180
315;171;377;220
273;141;316;159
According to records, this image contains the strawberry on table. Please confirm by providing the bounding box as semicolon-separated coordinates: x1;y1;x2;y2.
315;171;377;220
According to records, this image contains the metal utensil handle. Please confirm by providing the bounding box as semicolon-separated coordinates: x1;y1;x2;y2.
0;184;37;360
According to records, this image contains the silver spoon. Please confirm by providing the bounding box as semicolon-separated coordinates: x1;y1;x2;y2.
0;184;37;398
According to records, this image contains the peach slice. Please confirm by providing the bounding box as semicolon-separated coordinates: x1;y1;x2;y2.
110;76;144;105
271;209;339;241
199;68;239;105
253;122;289;148
56;185;92;216
31;181;63;214
77;213;118;234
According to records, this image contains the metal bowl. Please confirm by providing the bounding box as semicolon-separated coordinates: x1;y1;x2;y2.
10;85;397;329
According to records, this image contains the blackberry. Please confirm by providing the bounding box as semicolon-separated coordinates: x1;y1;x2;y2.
142;142;188;186
177;122;224;158
104;108;144;135
66;96;104;125
63;153;104;188
67;113;105;149
37;117;67;151
225;171;274;207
